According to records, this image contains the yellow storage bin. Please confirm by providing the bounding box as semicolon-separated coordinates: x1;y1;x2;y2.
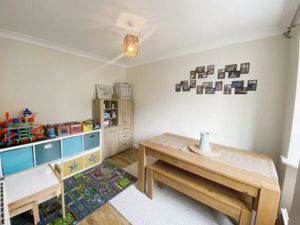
84;151;100;168
63;156;83;177
82;120;93;132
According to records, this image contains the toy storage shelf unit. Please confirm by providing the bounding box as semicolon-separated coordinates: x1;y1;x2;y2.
0;130;101;178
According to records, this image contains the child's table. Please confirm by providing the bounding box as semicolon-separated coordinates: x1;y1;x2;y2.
6;164;64;224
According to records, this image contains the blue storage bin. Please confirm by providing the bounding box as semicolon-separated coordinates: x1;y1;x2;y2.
84;132;100;151
35;141;61;165
62;136;82;157
1;147;34;175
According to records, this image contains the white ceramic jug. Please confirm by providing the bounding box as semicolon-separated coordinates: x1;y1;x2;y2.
199;132;211;153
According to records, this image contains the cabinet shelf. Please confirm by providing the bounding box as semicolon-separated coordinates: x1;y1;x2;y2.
104;117;118;121
104;109;117;111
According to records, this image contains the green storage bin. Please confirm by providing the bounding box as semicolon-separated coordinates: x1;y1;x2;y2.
84;132;100;151
35;140;61;165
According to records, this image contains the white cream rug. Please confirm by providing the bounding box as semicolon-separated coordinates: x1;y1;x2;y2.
109;160;236;225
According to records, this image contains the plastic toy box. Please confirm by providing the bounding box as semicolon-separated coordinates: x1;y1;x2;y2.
69;122;82;134
54;124;70;137
82;120;93;132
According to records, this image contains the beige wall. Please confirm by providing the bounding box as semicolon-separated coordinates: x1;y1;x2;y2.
279;26;300;212
0;36;126;124
290;163;300;224
128;36;289;164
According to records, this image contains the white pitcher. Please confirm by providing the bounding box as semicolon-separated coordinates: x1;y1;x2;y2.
199;132;211;153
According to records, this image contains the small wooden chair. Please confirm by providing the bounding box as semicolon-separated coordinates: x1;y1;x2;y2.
52;164;66;219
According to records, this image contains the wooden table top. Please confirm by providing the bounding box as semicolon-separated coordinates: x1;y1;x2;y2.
141;133;280;192
6;164;60;204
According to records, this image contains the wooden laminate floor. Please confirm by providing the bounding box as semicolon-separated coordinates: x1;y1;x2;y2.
79;148;138;225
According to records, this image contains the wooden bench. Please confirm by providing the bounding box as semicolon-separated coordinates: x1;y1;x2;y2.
147;160;252;225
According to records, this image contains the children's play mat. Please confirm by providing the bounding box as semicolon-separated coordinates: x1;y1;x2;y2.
11;162;137;225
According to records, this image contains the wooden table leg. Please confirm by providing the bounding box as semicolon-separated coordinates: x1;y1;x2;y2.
32;201;40;225
146;167;153;199
255;186;280;225
137;144;147;192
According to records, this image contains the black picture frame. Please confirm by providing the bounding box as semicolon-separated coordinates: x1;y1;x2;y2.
215;81;223;91
225;64;238;72
218;69;225;79
203;82;213;88
196;85;203;94
196;66;205;73
207;65;215;75
240;63;250;74
205;87;215;94
198;73;207;79
190;80;196;88
223;84;232;94
231;80;244;89
235;87;247;95
228;70;240;78
175;84;181;92
190;71;196;79
247;80;257;91
180;80;188;87
182;85;190;92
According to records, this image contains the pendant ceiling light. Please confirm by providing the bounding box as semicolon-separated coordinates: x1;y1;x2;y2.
123;34;139;57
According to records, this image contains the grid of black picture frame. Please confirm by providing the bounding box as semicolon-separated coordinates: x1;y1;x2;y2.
175;63;257;95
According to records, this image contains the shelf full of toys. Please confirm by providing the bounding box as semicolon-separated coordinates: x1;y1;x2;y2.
0;109;46;148
0;109;101;149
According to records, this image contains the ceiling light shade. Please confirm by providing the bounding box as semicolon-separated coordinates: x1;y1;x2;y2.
123;34;139;57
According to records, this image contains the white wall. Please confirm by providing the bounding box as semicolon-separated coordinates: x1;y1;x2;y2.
290;162;300;225
128;36;289;163
0;36;126;124
279;25;300;212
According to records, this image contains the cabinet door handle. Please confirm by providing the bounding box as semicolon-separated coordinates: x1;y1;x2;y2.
44;144;53;149
89;135;95;138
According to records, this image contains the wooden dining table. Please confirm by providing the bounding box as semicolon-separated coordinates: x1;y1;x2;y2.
137;133;281;225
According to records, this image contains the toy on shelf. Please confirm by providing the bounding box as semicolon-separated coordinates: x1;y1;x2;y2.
54;124;70;137
44;124;56;138
0;109;46;148
93;121;100;130
82;120;93;132
69;122;82;134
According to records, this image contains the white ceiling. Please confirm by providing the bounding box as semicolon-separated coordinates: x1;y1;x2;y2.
0;0;298;68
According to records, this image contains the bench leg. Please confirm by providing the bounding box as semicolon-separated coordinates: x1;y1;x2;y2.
146;167;153;199
32;201;40;225
239;208;252;225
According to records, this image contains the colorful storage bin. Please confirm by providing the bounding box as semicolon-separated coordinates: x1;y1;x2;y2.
69;122;82;134
54;124;70;137
82;120;93;132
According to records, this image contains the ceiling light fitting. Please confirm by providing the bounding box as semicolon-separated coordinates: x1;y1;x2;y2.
123;34;139;57
283;3;300;39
